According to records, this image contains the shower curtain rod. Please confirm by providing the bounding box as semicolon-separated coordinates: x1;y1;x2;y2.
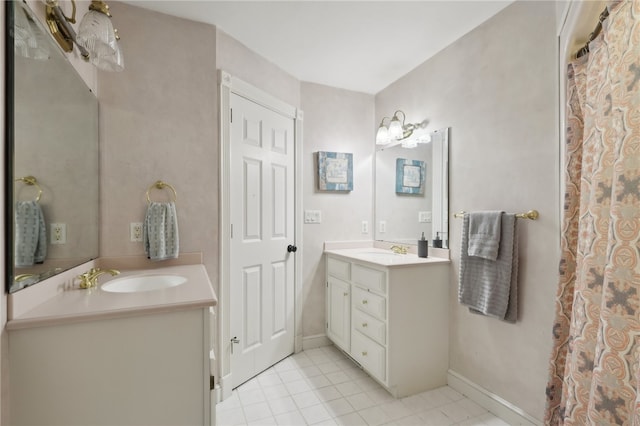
575;6;610;58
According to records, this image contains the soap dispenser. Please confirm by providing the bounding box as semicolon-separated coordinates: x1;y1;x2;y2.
418;232;428;258
433;232;443;248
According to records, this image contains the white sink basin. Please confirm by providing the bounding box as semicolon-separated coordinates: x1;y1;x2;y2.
101;274;187;293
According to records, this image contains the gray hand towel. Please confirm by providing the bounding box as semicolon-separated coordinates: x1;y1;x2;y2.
467;211;502;261
458;213;518;323
14;200;47;267
143;202;179;261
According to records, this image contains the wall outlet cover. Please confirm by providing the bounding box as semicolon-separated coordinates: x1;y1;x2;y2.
50;223;67;245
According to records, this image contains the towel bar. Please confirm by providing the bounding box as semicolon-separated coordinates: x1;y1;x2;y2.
15;176;43;202
454;210;539;220
146;180;177;203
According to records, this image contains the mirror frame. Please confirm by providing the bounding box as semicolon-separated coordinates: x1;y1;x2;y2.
5;0;15;292
373;127;449;248
5;0;100;293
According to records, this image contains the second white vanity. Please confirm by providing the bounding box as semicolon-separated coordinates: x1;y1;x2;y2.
7;262;217;426
325;244;449;398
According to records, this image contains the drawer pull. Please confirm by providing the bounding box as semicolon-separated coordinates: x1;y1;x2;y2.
362;323;368;328
362;299;368;305
362;351;368;356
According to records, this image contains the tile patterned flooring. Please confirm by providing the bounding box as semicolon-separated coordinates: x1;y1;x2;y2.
216;345;511;426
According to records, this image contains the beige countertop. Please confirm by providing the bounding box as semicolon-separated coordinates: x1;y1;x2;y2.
7;264;217;330
324;247;450;267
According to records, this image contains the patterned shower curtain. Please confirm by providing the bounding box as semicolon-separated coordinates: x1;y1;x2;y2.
545;1;640;424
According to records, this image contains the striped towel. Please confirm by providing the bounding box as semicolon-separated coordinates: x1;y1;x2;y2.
14;200;47;267
143;202;179;261
458;213;518;323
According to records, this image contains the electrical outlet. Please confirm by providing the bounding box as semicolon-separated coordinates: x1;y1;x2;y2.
379;220;387;233
50;223;66;245
130;222;143;242
361;220;369;234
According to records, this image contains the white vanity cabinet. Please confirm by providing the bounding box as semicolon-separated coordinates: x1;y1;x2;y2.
325;252;449;398
9;308;212;426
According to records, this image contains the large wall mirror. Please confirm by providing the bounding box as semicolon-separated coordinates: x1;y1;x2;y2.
374;128;449;248
6;0;99;293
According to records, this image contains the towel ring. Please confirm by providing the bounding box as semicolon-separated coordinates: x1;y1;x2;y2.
15;176;43;202
146;180;177;203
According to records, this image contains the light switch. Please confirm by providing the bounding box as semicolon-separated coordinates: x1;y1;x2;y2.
304;210;322;224
419;211;432;223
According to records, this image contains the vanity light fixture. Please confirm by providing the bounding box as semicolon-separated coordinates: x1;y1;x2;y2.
44;0;123;71
376;110;429;148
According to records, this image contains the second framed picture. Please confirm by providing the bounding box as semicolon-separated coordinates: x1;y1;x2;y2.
396;158;425;194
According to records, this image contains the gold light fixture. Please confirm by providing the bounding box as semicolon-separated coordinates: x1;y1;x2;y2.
376;110;429;148
44;0;123;71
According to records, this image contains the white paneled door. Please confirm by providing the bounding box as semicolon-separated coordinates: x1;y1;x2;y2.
229;93;296;389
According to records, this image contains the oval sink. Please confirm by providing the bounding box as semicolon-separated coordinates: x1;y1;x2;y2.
101;274;187;293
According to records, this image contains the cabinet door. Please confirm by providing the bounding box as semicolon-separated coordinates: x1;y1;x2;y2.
327;276;351;352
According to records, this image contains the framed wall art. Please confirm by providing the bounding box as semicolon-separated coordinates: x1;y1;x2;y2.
317;151;353;191
396;158;425;194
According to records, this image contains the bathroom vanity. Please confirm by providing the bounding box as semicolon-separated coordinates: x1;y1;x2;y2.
7;264;216;426
325;245;449;398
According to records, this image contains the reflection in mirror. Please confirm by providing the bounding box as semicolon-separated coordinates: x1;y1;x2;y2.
374;128;449;248
8;0;99;292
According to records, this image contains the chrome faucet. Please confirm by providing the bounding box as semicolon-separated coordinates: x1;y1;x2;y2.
390;245;408;255
78;267;120;289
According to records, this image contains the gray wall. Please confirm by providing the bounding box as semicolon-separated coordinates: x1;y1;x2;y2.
300;82;375;338
376;1;559;419
98;2;219;284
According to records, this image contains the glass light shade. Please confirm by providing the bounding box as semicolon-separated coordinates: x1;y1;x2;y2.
388;117;404;140
91;40;124;72
14;7;49;60
401;138;418;149
76;10;117;59
376;125;390;145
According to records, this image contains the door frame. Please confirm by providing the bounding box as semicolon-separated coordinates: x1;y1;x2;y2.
217;70;304;400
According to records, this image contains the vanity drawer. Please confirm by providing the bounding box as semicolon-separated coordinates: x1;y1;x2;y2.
352;264;386;294
353;286;386;320
327;256;350;281
352;330;386;383
353;309;386;346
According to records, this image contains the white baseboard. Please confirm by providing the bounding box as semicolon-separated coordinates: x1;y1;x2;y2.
447;370;541;426
302;334;332;350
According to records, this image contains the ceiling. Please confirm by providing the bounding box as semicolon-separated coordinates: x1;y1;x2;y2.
123;1;515;94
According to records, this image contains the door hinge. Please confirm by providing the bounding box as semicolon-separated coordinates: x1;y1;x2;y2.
230;108;233;123
210;375;215;390
231;224;233;238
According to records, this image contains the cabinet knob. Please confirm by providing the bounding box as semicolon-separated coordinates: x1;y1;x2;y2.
362;323;368;328
362;351;368;356
362;299;368;305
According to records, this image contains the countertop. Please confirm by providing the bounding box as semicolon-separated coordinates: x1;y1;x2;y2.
324;247;450;267
7;264;217;330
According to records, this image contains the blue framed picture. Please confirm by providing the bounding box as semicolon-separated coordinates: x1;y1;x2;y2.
396;158;425;194
318;151;353;191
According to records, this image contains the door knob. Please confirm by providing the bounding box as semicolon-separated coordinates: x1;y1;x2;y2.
287;245;298;253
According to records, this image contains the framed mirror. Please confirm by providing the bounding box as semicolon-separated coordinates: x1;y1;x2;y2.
6;0;99;293
374;127;449;248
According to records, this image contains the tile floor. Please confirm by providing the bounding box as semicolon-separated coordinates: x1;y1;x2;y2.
216;345;511;426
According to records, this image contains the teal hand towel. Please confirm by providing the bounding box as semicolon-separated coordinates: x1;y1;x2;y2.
143;202;179;261
15;200;47;267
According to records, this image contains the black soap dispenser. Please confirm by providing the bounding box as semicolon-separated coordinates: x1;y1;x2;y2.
418;232;428;258
433;232;443;248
